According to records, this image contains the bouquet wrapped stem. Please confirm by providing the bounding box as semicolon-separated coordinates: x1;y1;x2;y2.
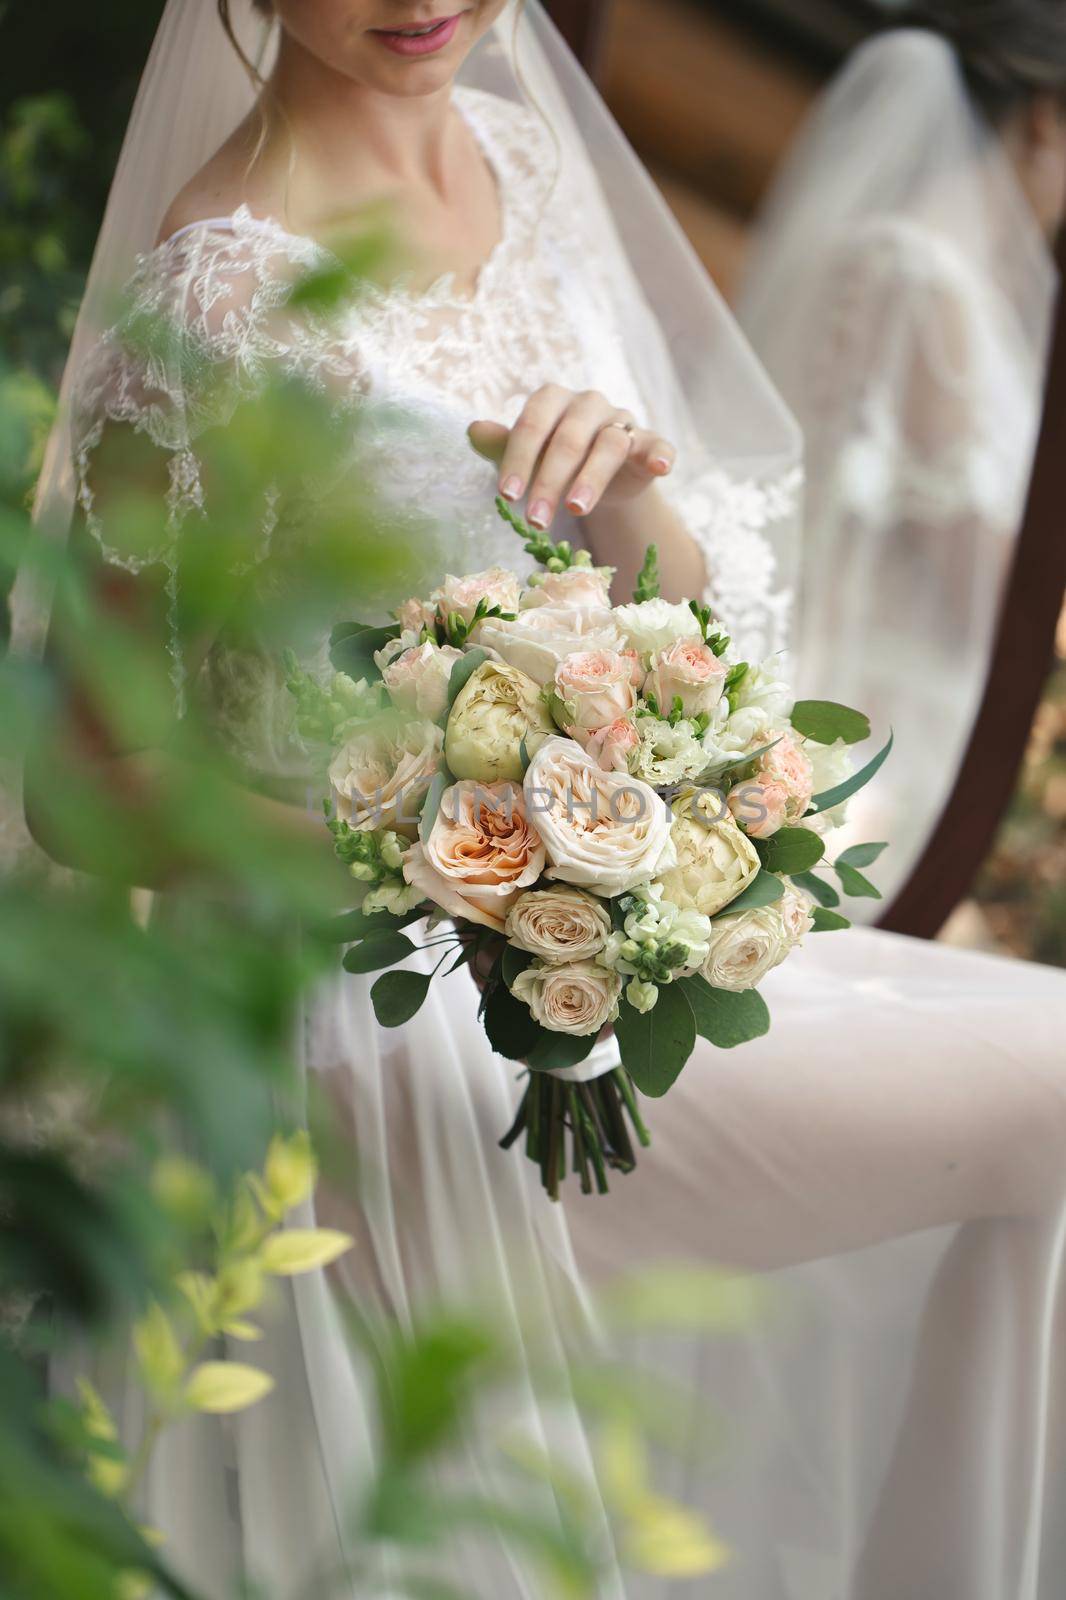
500;1066;651;1200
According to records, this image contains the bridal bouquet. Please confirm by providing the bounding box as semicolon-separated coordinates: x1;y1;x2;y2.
287;500;891;1199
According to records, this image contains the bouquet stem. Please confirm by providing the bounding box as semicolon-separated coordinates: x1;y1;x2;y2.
500;1068;651;1201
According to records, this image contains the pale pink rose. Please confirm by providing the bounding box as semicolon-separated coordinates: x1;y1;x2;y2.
761;730;815;819
403;780;546;933
578;718;640;774
477;607;623;686
382;641;464;721
329;720;443;840
395;595;437;635
521;566;614;612
727;774;791;839
431;568;521;631
620;649;646;690
554;649;638;733
643;638;728;721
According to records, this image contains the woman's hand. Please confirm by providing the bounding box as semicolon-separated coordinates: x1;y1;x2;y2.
469;386;676;531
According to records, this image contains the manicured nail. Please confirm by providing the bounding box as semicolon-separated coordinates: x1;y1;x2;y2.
566;487;592;514
528;500;552;529
651;456;673;475
500;475;523;501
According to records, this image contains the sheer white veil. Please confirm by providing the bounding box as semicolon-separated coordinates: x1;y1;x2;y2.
14;0;802;667
738;28;1058;910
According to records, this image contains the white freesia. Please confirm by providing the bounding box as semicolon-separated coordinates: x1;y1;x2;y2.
477;607;623;686
702;887;814;992
511;959;623;1037
613;598;702;657
524;737;675;897
505;887;612;964
599;886;712;980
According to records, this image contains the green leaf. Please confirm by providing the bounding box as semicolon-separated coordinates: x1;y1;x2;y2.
372;970;433;1028
809;732;894;815
790;700;871;745
791;871;840;909
716;869;784;919
634;544;661;603
615;985;696;1098
834;862;883;901
313;906;424;943
754;827;825;876
446;648;489;714
525;1030;600;1074
419;768;450;847
342;931;416;974
811;908;852;932
483;982;543;1062
681;976;771;1050
501;944;535;989
835;841;889;871
329;623;399;681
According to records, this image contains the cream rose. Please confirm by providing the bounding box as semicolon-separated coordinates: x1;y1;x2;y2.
445;659;554;784
329;719;443;838
402;780;546;933
655;789;761;918
521;565;614;612
431;567;521;631
477;607;623;687
505;887;612;964
524;737;675;897
555;649;638;733
727;774;791;840
381;640;464;721
511;959;623;1037
612;598;702;657
701;888;813;993
644;638;728;721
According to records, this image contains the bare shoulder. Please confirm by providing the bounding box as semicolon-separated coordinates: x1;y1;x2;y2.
154;117;282;246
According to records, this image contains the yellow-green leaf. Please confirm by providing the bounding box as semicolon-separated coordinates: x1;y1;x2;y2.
259;1228;354;1276
623;1499;730;1579
132;1302;186;1398
184;1361;275;1414
263;1129;318;1214
222;1319;263;1342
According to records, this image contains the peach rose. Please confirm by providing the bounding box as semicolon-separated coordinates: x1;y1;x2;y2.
394;595;437;635
555;649;638;734
521;565;614;612
727;774;791;839
760;730;815;819
381;640;464;722
431;567;520;631
644;638;728;721
505;886;612;963
578;717;640;774
329;720;443;839
403;780;546;933
620;649;646;690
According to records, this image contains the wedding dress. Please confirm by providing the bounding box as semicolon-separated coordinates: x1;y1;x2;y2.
738;30;1058;911
25;5;1066;1598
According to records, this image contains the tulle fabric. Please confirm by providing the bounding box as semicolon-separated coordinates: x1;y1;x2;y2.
737;29;1058;911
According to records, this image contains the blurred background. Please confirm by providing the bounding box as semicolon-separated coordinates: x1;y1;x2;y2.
1;0;1063;964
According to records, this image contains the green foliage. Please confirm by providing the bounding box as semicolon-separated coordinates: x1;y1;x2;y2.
633;544;661;603
754;826;825;876
495;495;594;572
681;976;771;1050
615;985;697;1099
789;700;871;745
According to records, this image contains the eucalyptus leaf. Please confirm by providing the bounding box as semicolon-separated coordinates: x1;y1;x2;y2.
834;862;883;901
419;768;450;847
717;870;785;919
342;931;417;975
836;841;889;871
811;908;852;932
754;827;825;876
483;983;543;1062
330;623;400;681
371;970;433;1028
790;700;871;746
446;648;489;714
790;871;840;910
615;985;696;1099
809;732;894;815
313;906;424;944
681;976;771;1050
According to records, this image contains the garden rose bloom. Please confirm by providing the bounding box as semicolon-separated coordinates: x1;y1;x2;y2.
555;649;638;733
431;567;520;630
329;720;443;838
580;717;640;773
381;640;464;721
727;774;791;839
445;660;554;784
511;959;623;1037
524;737;675;897
655;789;761;918
701;888;813;992
505;887;611;964
760;730;815;819
477;607;623;686
644;638;728;720
620;649;646;689
521;565;614;612
395;595;437;635
612;598;702;656
403;781;546;933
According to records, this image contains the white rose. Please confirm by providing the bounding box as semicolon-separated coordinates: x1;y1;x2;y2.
612;598;702;657
511;959;623;1037
524;736;675;897
380;639;464;721
702;887;813;992
655;789;761;918
478;607;623;687
329;719;443;838
732;657;794;724
505;887;612;963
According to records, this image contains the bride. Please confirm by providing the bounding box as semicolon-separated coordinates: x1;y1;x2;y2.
22;2;1066;1596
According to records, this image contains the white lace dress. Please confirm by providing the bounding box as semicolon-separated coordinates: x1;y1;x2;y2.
70;88;1066;1600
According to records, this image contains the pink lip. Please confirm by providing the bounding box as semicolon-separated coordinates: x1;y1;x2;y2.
371;13;462;56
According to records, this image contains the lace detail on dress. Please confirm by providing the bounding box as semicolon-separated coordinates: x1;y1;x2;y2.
71;86;797;764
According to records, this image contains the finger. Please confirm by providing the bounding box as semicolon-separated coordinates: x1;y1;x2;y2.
627;430;677;481
561;421;638;517
496;386;572;504
467;420;510;466
525;393;618;529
